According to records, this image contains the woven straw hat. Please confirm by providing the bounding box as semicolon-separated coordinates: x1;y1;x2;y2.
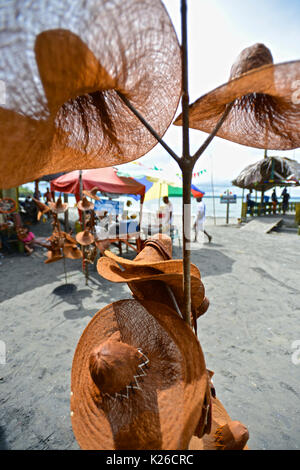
83;187;101;201
97;234;209;322
76;230;95;246
77;197;95;212
49;197;68;214
70;298;209;450
0;0;181;189
174;43;300;150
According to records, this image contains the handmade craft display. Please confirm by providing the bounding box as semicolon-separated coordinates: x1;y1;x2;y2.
0;198;17;214
70;234;249;450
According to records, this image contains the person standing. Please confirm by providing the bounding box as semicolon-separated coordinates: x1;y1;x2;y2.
44;187;52;205
193;196;212;243
162;196;173;224
281;188;290;214
271;189;278;214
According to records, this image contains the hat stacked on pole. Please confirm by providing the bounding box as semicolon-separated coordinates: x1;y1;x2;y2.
174;43;300;150
0;0;181;189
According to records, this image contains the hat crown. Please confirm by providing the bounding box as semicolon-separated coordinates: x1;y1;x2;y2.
89;339;141;395
229;43;273;80
134;233;172;262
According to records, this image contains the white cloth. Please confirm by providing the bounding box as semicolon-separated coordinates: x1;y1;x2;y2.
195;200;206;232
163;201;173;223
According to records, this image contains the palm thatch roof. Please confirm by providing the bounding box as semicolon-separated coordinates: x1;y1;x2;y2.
232;156;300;191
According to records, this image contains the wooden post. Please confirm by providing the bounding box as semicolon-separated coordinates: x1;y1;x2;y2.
180;0;192;326
64;193;69;232
226;190;230;224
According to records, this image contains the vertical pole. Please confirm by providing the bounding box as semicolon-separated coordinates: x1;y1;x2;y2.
180;0;192;326
64;193;69;232
210;154;216;225
241;188;244;219
226;189;230;224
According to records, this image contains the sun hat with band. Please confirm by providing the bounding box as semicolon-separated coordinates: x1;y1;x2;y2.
97;234;210;327
174;43;300;150
70;297;211;450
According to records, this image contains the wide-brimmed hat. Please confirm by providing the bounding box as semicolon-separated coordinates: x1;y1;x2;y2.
70;298;209;450
83;187;101;201
77;197;94;212
174;43;300;150
49;197;68;214
76;230;95;246
0;0;181;189
97;234;209;323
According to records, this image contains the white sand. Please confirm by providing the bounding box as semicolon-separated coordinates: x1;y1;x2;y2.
0;217;299;449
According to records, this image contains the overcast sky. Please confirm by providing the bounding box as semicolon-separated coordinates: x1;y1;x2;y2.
118;0;300;184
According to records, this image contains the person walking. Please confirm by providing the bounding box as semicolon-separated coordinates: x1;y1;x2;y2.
193;196;212;243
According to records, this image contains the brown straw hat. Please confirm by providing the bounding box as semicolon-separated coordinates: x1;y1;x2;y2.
174;43;300;150
77;197;94;212
49;197;68;214
83;187;101;201
70;298;209;450
97;234;209;322
63;244;83;260
76;230;95;246
0;0;181;189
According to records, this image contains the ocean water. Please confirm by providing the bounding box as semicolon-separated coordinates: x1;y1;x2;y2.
27;181;300;220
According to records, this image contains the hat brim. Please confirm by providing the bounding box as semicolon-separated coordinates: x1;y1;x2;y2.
174;61;300;150
63;246;83;259
97;254;206;321
71;299;208;450
188;396;249;450
0;1;181;189
76;232;95;246
101;249;201;277
49;202;68;213
44;251;63;263
82;190;101;201
77;201;95;211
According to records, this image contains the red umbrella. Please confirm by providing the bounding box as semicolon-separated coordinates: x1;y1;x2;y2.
50;168;145;202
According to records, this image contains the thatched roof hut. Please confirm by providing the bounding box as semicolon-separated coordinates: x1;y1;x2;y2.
232;156;300;191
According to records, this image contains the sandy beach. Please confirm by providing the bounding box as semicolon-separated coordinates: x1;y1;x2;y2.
0;215;299;450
